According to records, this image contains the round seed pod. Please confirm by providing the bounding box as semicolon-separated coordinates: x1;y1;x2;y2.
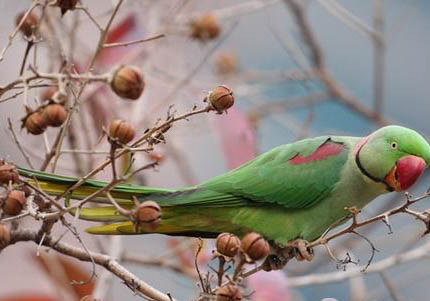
3;190;26;216
0;224;11;248
134;200;161;229
216;285;242;301
111;65;145;100
216;233;241;257
241;232;270;261
24;111;47;135
15;12;39;37
109;120;136;144
208;85;234;112
190;14;220;41
215;52;238;75
42;103;67;127
0;164;19;184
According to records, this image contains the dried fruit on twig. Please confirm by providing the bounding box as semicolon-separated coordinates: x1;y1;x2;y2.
216;233;241;257
216;285;242;301
3;190;26;216
0;224;11;248
241;232;270;261
23;111;47;135
190;14;220;41
133;200;161;230
111;65;145;100
109;120;136;144
55;0;79;16
15;12;39;38
215;52;238;75
42;103;67;127
207;85;234;112
0;164;19;184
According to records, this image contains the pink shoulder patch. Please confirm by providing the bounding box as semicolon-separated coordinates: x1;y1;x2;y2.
353;136;369;156
288;141;344;165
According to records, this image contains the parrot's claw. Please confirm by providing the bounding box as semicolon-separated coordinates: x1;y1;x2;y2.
262;245;295;271
262;239;314;271
262;254;289;271
289;239;314;262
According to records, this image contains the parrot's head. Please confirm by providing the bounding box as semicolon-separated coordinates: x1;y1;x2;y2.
355;125;430;192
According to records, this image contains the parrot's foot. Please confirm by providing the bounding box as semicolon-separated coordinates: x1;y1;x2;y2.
262;245;295;271
261;239;314;271
262;254;287;271
288;239;314;262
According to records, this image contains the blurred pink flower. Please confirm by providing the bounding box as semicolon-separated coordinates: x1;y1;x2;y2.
211;107;257;170
248;270;291;301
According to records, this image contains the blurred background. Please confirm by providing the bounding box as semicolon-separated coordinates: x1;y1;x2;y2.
0;1;430;300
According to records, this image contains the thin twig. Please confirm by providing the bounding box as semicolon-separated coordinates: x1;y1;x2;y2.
43;0;124;172
103;34;166;48
287;241;430;287
53;105;213;202
7;118;34;168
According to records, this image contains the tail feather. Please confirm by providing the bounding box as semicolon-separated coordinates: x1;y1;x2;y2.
74;205;133;222
86;220;221;238
17;166;243;237
86;221;190;235
17;166;175;204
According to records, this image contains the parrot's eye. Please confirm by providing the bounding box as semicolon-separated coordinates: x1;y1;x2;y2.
391;142;398;150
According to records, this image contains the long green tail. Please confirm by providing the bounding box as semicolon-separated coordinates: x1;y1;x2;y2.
17;167;238;237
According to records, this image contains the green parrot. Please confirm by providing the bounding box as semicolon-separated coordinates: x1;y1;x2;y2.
17;125;430;251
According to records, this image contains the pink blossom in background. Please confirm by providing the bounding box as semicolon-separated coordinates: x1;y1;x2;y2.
211;107;257;170
248;270;291;301
95;14;140;67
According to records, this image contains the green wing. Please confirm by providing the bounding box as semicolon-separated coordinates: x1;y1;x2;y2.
197;136;351;209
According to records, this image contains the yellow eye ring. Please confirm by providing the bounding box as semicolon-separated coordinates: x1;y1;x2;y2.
391;142;397;149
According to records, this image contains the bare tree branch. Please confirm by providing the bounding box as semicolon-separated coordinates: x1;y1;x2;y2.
6;229;179;301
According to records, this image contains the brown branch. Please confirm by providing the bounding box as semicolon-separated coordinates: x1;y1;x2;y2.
6;229;179;301
309;191;430;247
122;251;197;278
284;0;325;69
284;0;391;126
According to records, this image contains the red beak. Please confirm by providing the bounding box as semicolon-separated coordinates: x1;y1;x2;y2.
385;155;426;191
